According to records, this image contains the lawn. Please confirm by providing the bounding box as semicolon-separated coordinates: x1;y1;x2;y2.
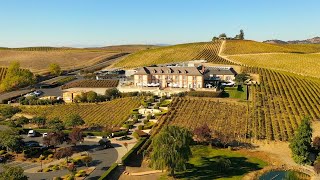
223;86;247;100
171;145;267;180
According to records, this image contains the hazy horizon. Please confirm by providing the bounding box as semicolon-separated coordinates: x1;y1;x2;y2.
1;0;320;48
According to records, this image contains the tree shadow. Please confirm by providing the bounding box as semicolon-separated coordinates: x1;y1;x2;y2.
175;156;262;180
125;153;143;167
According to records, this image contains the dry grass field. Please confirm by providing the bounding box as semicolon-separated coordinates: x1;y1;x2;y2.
0;49;120;74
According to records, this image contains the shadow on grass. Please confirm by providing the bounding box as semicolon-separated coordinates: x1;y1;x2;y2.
175;156;262;180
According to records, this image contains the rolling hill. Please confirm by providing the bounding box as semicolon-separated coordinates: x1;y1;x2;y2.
0;45;156;74
114;39;320;142
114;40;232;68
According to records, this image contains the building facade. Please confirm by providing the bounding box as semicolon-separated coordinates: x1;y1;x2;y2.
134;67;204;89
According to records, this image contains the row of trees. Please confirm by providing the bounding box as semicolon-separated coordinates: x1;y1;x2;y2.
74;88;121;103
12;114;85;130
212;29;245;41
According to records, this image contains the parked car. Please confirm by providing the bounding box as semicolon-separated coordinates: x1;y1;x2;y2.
27;130;36;137
0;156;6;163
33;90;43;96
25;141;40;147
42;133;48;138
98;138;113;149
116;136;132;141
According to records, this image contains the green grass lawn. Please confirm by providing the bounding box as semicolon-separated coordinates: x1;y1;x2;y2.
164;145;267;180
223;86;247;100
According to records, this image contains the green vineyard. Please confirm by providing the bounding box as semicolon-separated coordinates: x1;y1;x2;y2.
157;97;249;139
20;97;141;127
245;67;320;141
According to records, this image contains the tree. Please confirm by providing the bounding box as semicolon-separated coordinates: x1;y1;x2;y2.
314;160;320;174
123;142;128;152
313;136;320;150
289;117;312;164
219;33;227;38
150;126;193;176
54;147;73;161
48;63;61;76
0;165;28;180
212;36;218;41
239;29;244;40
86;91;98;102
65;114;85;128
0;61;34;91
235;73;250;84
105;88;120;100
31;116;46;128
82;156;93;167
15;116;29;125
47;118;65;131
43;132;64;151
68;128;83;146
0;129;21;152
215;157;231;172
193;124;212;144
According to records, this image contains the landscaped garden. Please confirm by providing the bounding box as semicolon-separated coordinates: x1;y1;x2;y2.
169;145;267;180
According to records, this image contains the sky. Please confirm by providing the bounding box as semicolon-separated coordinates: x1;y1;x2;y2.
0;0;319;47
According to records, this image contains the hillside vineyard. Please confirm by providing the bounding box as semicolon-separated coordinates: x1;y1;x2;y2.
20;97;141;126
245;67;320;141
115;40;232;68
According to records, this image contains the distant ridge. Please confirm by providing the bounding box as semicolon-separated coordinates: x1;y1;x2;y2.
264;37;320;44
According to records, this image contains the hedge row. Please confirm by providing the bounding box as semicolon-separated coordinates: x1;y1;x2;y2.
121;137;147;165
98;163;118;180
187;91;222;98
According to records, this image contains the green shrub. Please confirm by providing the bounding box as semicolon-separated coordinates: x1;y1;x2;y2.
0;150;6;155
132;118;139;124
113;130;127;137
43;168;51;172
52;165;60;171
133;131;140;139
143;119;149;124
187;91;222;97
146;114;152;120
138;125;144;130
48;154;54;158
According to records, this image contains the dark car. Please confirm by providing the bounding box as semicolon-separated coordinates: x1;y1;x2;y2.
0;156;6;163
116;136;132;141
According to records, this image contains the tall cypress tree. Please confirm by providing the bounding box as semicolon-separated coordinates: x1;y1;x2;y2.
289;117;312;164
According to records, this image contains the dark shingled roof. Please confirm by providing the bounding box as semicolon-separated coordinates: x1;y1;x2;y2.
135;66;203;76
203;67;237;79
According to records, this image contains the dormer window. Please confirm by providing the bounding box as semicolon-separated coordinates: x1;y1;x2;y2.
185;70;188;74
153;69;157;73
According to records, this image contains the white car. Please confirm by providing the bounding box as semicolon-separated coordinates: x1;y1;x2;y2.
33;90;43;96
27;130;36;137
42;133;48;138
